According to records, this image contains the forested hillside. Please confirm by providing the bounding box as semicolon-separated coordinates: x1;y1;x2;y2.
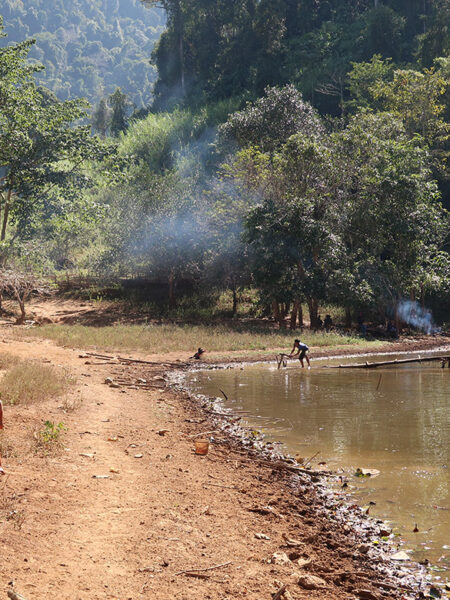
147;0;449;115
0;0;164;106
0;3;448;328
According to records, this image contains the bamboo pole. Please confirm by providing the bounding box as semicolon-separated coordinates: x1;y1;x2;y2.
330;356;450;369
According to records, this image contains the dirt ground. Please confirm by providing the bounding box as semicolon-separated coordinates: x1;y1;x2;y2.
0;300;447;600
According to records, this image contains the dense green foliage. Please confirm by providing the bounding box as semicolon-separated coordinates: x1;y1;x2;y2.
145;0;449;115
0;5;449;328
89;82;449;325
0;19;117;269
0;0;164;106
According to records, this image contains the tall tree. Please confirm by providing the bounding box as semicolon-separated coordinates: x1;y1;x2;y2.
142;0;186;94
0;22;107;251
92;98;110;137
108;87;129;137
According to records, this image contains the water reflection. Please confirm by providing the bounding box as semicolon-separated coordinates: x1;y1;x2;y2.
186;353;450;570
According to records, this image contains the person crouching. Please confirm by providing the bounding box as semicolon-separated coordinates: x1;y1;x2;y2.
290;339;310;368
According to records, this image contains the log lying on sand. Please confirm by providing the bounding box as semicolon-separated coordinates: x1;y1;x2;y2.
329;355;450;369
79;352;184;369
8;590;29;600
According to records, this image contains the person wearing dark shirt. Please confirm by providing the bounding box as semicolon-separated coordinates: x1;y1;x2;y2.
357;314;367;336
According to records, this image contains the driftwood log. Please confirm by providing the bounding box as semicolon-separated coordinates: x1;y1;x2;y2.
329;355;450;369
79;352;185;369
8;590;29;600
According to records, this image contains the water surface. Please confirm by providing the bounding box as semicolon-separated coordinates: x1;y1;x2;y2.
185;351;450;572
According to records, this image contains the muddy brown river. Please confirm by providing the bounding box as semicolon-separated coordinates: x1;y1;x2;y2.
185;350;450;574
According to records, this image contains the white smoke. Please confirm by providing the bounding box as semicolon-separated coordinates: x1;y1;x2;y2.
397;299;438;335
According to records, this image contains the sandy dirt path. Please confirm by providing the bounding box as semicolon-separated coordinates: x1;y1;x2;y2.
0;330;424;600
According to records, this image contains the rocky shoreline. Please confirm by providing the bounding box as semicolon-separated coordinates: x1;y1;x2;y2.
169;339;450;600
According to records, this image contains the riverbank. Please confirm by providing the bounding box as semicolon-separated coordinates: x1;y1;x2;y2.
0;319;447;598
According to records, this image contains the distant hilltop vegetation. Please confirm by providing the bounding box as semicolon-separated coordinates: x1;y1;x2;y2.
0;0;164;107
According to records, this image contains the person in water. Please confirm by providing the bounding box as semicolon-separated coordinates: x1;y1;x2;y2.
290;339;311;368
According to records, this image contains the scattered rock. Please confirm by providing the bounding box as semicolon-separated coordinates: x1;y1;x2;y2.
109;468;120;474
295;574;327;590
428;585;442;598
134;454;143;459
92;475;109;479
358;544;371;554
391;551;411;561
255;533;270;540
157;429;170;436
297;557;312;568
270;552;291;566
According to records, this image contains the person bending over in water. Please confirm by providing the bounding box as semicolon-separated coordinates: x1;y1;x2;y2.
290;339;310;368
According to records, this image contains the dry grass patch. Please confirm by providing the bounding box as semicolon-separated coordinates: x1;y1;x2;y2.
0;354;20;370
0;360;74;406
0;432;14;459
20;323;377;355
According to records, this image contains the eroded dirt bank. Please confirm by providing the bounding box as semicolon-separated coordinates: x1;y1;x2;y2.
0;328;447;599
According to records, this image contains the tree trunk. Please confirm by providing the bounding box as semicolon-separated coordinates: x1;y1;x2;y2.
420;282;425;309
298;302;303;328
1;186;12;242
179;30;185;92
345;306;352;329
16;299;26;325
168;271;176;309
306;297;318;329
175;1;185;92
272;300;286;329
290;300;299;330
232;287;238;318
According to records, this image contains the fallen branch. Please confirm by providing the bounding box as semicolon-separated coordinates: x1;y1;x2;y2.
175;561;232;576
259;458;333;477
189;430;220;439
330;355;450;369
8;591;29;600
80;352;184;368
303;450;320;468
272;584;287;600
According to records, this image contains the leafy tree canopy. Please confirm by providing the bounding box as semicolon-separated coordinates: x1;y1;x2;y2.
0;0;165;107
